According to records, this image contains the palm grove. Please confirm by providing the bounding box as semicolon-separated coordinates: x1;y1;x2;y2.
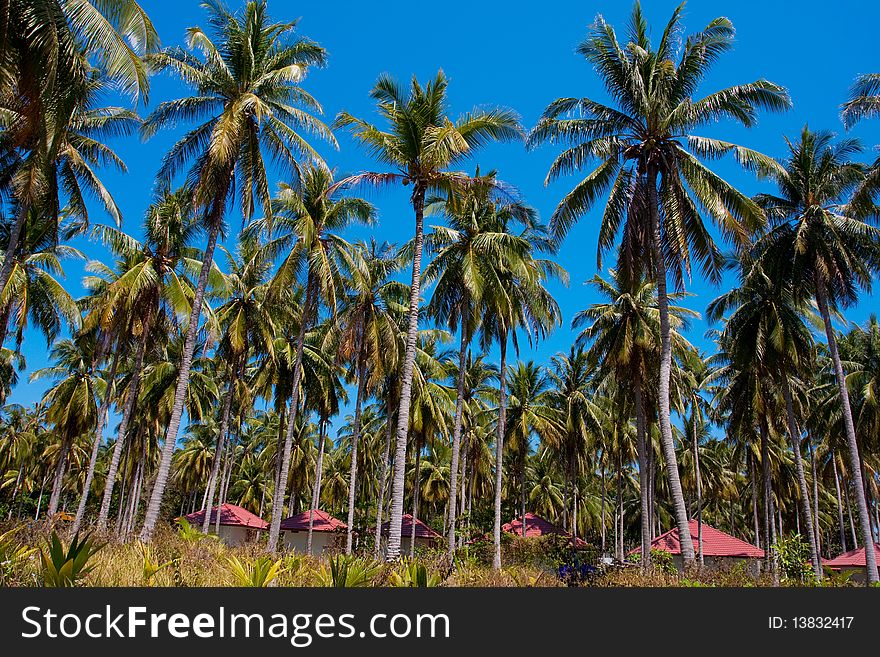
1;1;879;584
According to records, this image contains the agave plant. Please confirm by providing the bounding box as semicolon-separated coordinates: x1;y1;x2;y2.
139;542;173;585
176;518;218;544
318;555;382;588
388;559;442;587
225;555;285;587
40;532;105;587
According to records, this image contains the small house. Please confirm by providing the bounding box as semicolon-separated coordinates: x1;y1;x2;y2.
632;520;765;575
379;514;442;553
823;543;880;584
182;503;267;546
280;509;346;554
502;512;590;549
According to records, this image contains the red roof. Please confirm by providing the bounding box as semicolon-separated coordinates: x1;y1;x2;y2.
380;514;441;539
281;509;346;532
824;543;880;569
630;520;764;558
502;512;590;548
182;503;268;530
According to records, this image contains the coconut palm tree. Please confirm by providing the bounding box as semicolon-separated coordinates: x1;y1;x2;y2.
0;64;139;349
138;0;333;541
481;229;563;569
200;237;279;532
505;361;560;536
707;253;822;578
88;189;199;530
324;240;402;553
575;270;697;566
0;0;158;312
336;70;522;559
424;171;543;560
251;165;373;551
0;212;82;352
754;127;880;583
545;347;604;534
30;333;103;518
527;3;790;564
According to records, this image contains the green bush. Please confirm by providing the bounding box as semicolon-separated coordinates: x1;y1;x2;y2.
40;532;105;587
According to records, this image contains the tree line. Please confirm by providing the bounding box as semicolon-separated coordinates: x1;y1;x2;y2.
1;1;879;583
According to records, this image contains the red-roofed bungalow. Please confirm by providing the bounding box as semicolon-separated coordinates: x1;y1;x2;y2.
280;509;346;554
503;512;590;549
823;543;880;583
181;503;267;546
379;514;442;553
630;520;765;575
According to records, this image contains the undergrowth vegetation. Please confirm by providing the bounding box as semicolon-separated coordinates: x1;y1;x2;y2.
0;522;866;588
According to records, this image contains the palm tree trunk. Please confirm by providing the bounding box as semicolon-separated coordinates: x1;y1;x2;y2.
202;370;236;533
808;439;821;558
410;434;422;558
600;461;606;554
648;168;694;565
374;398;395;559
761;419;773;573
750;452;760;550
387;183;427;561
520;453;526;538
692;414;703;566
0;204;28;348
635;380;651;570
73;347;121;534
268;275;317;552
97;306;154;530
140;184;229;541
492;331;508;570
832;451;847;552
815;281;878;583
845;480;858;548
7;469;22;521
47;434;72;519
345;347;368;554
446;323;469;562
307;418;327;556
781;377;821;578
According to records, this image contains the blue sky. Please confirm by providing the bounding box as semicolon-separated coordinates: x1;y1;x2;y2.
8;0;880;436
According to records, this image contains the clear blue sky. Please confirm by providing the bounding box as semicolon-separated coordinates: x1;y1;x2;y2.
8;0;880;437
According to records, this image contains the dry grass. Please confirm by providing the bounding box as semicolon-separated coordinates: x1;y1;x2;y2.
0;521;863;587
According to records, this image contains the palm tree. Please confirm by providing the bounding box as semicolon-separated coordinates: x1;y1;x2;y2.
336;70;521;559
755;127;880;583
30;333;103;518
707;253;822;577
480;227;563;569
0;0;158;312
326;240;402;553
0;212;82;352
424;172;542;560
575;270;697;566
0;64;139;349
88;189;198;530
200;237;279;532
505;361;560;536
253;165;373;551
527;3;790;564
138;0;333;541
545;348;603;535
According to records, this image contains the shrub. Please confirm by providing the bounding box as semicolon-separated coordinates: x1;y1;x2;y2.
41;532;105;587
388;560;443;587
773;534;812;583
318;555;382;587
225;555;285;587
